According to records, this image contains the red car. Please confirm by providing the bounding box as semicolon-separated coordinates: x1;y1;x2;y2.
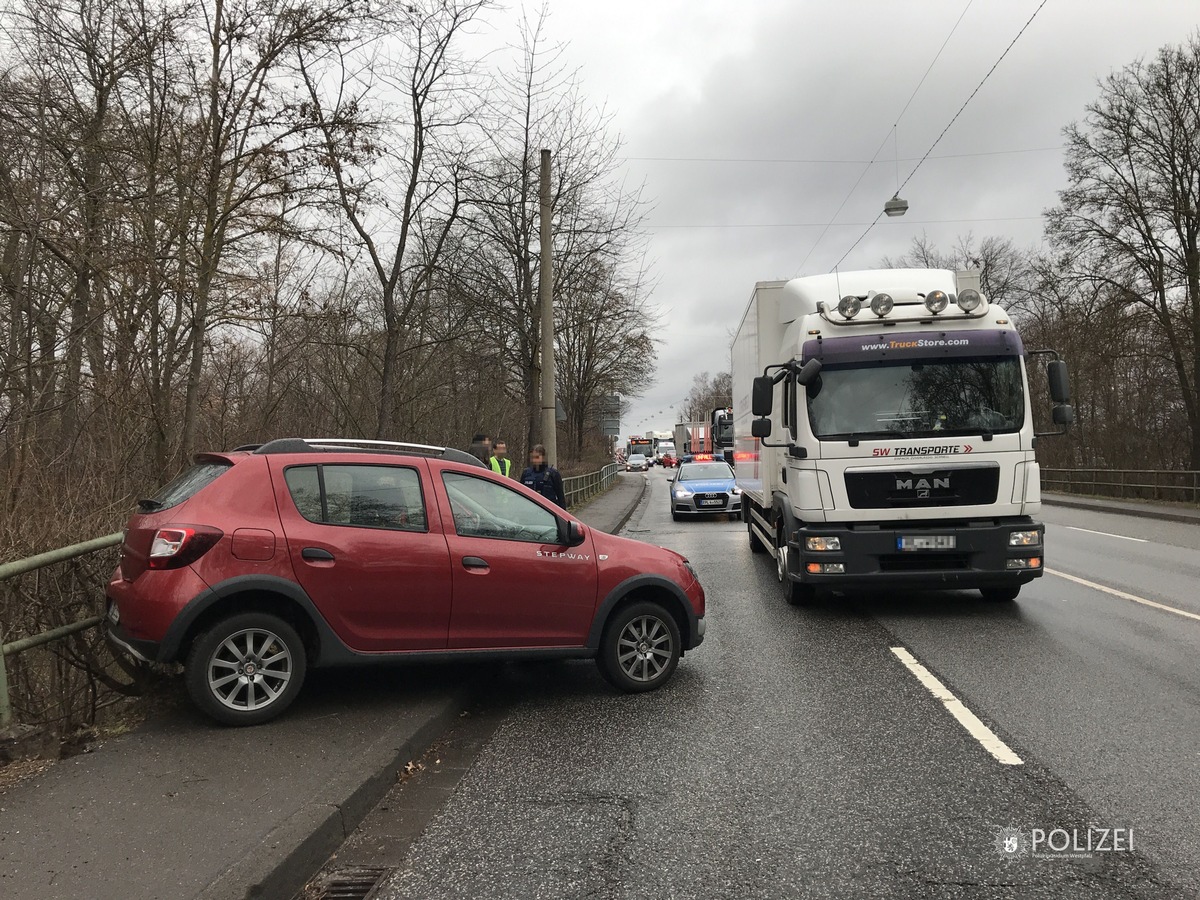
660;453;677;468
106;439;706;725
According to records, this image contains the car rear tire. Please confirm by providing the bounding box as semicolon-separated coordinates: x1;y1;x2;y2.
186;612;307;726
776;528;814;606
981;586;1020;602
597;601;681;693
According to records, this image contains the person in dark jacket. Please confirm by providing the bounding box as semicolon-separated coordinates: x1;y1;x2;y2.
468;433;492;465
521;444;566;508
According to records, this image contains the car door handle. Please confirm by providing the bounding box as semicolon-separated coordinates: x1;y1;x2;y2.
302;547;335;561
462;556;489;570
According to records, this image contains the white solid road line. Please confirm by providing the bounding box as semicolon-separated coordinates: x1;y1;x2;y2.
1063;526;1148;543
890;647;1024;766
1046;568;1200;623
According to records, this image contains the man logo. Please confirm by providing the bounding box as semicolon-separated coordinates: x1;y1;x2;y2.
896;476;950;492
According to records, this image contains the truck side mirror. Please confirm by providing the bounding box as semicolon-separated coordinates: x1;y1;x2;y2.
1052;404;1074;426
751;418;772;438
751;377;774;417
796;358;823;386
1047;360;1070;404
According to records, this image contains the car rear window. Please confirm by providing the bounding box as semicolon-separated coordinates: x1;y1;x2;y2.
149;461;232;510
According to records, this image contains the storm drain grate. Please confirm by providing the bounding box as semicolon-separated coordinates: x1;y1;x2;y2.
318;867;392;900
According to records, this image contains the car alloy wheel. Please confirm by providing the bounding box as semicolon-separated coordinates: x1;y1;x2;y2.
597;601;681;692
186;612;307;726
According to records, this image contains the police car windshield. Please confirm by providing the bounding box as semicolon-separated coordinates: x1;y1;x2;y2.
807;356;1024;440
678;463;734;481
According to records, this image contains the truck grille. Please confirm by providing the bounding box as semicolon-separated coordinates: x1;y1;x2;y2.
845;466;999;509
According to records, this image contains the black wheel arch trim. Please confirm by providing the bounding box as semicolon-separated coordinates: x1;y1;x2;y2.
157;574;349;665
587;574;702;651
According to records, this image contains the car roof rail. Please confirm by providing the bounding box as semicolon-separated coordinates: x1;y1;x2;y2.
251;437;486;468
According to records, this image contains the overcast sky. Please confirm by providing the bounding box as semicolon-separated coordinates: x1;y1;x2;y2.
491;0;1197;440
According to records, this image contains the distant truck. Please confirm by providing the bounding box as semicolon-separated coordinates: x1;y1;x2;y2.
732;268;1073;605
675;407;733;462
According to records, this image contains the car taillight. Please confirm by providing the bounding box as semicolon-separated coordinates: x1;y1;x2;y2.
148;526;224;569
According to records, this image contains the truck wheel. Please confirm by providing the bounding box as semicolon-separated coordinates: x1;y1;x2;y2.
748;518;766;553
596;601;681;692
185;612;307;726
981;586;1020;602
776;529;813;606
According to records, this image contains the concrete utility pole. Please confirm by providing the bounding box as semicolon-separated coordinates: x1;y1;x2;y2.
538;148;557;466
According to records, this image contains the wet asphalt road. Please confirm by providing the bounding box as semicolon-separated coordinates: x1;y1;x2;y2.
356;469;1198;899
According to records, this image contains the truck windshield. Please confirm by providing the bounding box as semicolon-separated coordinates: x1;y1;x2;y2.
714;419;733;446
806;356;1025;439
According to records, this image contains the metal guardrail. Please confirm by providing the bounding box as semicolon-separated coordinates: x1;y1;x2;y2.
0;464;625;728
0;533;122;728
563;463;621;509
1041;468;1200;505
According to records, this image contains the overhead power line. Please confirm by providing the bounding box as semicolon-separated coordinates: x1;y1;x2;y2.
897;0;1052;196
799;0;976;274
644;216;1045;230
830;0;1053;272
620;146;1063;165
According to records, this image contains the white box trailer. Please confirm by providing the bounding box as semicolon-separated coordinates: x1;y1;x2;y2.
731;269;1073;605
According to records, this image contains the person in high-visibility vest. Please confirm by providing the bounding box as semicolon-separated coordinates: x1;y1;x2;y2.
488;439;515;478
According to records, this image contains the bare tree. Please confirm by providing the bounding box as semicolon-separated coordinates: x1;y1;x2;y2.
1046;33;1200;467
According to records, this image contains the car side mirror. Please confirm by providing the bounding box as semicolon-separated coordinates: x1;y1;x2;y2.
751;418;772;438
562;520;586;547
751;376;774;417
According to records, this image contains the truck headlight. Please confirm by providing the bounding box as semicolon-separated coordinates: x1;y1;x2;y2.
1009;530;1040;546
805;536;841;551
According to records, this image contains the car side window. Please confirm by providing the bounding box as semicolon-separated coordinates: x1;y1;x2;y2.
284;465;427;532
442;472;560;543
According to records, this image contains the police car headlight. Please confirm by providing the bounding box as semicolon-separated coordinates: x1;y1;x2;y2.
674;487;693;498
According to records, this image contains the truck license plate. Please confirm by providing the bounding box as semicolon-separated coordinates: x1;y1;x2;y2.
898;535;956;551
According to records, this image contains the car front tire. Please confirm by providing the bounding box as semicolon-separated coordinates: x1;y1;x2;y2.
186;612;307;726
597;601;681;692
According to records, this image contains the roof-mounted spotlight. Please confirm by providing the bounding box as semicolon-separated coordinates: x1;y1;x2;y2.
838;295;863;318
869;292;894;317
884;193;908;217
957;288;982;312
924;289;949;314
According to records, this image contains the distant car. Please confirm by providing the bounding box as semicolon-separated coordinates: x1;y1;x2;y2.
626;453;649;472
670;461;741;521
660;453;677;468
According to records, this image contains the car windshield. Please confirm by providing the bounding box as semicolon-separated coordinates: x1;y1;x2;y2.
806;356;1025;439
678;463;734;481
629;454;646;462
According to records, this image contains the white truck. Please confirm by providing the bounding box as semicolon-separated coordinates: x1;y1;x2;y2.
732;268;1072;605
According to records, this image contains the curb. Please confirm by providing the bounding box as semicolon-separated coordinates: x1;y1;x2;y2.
606;476;648;535
1041;493;1200;527
198;688;471;900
